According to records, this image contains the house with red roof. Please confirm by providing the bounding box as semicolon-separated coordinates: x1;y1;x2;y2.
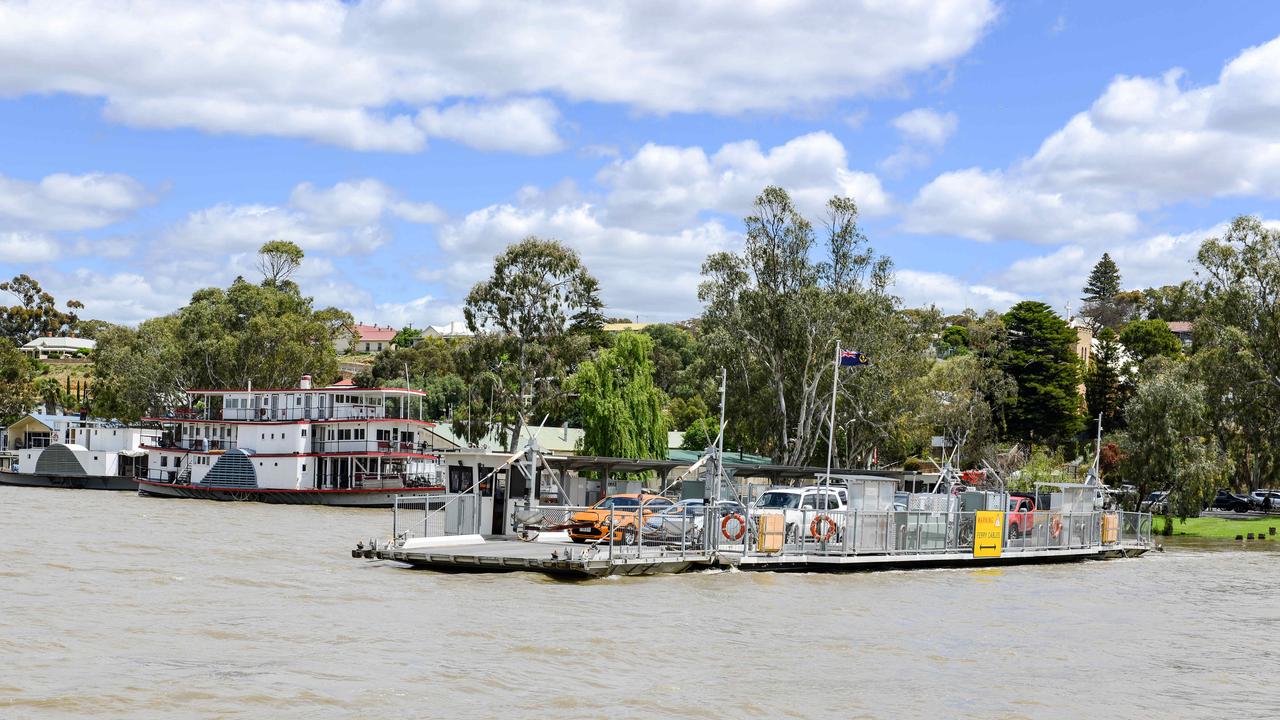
335;323;399;354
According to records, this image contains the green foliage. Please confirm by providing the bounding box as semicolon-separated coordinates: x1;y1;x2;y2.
666;395;709;431
392;326;423;348
91;273;349;420
1010;447;1069;492
256;240;305;287
999;301;1083;445
939;324;970;357
1194;215;1280;485
75;318;119;341
680;416;720;451
173;278;347;390
0;274;82;346
642;323;705;399
0;341;38;423
1119;363;1227;519
570;332;668;460
370;336;455;383
1085;328;1131;431
1119;319;1181;365
925;353;1015;467
89;317;188;422
464;237;603;451
698;186;908;466
1139;281;1202;322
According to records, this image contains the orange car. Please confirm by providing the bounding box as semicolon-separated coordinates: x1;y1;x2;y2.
568;493;674;544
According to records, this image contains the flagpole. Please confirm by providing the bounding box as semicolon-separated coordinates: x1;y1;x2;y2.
824;339;841;483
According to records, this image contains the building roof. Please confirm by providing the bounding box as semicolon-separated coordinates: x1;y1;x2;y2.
426;321;473;338
1165;321;1194;333
602;322;651;333
350;324;397;343
21;336;95;351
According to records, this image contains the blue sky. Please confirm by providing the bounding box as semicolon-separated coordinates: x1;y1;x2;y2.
2;0;1280;327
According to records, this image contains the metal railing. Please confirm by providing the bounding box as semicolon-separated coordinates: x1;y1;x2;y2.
309;439;431;455
390;496;1154;563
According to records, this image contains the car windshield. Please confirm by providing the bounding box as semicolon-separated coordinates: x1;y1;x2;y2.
597;497;640;509
756;492;800;509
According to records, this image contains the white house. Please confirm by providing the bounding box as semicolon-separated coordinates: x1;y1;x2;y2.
335;324;398;354
20;336;95;359
423;321;474;340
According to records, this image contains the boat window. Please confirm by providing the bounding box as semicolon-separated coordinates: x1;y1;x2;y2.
756;492;800;509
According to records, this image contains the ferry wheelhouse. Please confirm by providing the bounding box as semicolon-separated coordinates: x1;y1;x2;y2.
137;376;445;506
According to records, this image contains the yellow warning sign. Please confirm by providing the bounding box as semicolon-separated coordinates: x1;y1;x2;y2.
973;511;1004;558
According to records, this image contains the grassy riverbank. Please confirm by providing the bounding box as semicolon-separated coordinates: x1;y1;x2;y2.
1155;515;1280;539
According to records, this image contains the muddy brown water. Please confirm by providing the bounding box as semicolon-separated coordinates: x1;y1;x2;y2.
3;486;1278;719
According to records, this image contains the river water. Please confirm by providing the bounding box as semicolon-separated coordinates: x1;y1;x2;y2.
2;486;1278;719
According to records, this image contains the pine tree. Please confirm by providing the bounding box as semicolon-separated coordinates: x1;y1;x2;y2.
1080;253;1130;330
1085;328;1130;431
999;301;1083;444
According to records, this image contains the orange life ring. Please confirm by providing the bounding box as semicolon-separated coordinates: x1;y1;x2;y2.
721;513;747;541
810;514;837;542
1050;515;1063;539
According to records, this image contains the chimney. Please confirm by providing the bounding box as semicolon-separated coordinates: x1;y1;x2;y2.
300;375;312;390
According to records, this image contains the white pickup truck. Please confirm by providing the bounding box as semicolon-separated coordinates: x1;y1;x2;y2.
751;486;848;543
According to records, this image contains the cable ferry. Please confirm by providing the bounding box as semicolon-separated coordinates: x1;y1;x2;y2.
136;376;446;506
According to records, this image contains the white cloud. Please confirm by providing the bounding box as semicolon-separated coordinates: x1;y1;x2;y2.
417;98;563;155
893;108;957;146
598;132;891;233
893;268;1020;314
905;34;1280;244
0;172;152;231
165;178;442;257
288;179;444;226
0;231;60;263
904;168;1139;243
439;203;735;320
0;0;998;151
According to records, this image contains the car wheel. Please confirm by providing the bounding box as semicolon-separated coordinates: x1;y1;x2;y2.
785;525;798;544
620;527;637;545
1235;504;1249;514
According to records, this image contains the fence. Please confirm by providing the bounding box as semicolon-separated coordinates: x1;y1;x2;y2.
391;495;1154;562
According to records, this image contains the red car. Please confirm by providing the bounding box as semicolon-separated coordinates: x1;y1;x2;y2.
1007;495;1036;538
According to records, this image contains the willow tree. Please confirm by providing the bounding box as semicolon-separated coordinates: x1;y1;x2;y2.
571;332;668;460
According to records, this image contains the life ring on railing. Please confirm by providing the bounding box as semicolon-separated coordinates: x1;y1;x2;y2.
1050;514;1063;540
721;513;747;541
810;514;837;542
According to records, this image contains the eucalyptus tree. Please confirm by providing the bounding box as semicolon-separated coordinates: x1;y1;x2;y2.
0;274;83;346
0;340;38;423
1194;215;1280;485
926;352;1016;468
698;186;902;466
256;239;305;287
463;237;603;451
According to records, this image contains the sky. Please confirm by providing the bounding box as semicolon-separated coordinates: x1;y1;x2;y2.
3;0;1280;328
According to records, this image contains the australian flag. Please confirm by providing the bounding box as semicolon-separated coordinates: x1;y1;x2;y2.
840;350;868;367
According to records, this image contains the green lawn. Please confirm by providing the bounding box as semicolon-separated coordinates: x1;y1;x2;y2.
1155;515;1280;539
